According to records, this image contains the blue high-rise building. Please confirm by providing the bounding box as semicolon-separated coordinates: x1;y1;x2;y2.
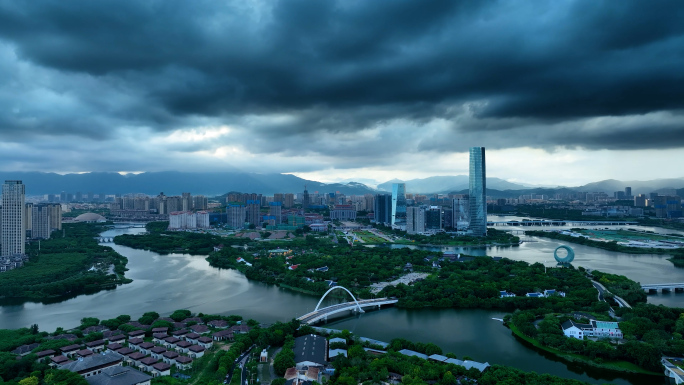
391;183;407;229
469;147;487;236
374;194;392;225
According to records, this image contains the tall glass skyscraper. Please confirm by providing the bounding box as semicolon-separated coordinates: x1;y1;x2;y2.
1;180;26;256
374;194;392;225
469;147;487;236
391;183;407;229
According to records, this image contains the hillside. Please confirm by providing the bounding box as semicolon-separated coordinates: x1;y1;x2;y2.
0;171;377;196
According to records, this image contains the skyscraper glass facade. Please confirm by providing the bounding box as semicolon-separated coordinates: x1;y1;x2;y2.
391;183;407;229
374;194;392;224
469;147;487;236
1;180;26;256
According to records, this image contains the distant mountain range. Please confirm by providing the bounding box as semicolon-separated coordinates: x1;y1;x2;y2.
376;176;532;194
0;172;377;196
0;171;682;198
572;178;684;195
377;176;684;196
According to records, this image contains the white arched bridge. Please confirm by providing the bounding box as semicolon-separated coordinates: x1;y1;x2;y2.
297;286;398;325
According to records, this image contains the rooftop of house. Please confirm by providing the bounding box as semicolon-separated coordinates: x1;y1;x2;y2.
329;349;347;358
190;325;209;333
77;349;94;357
175;356;193;364
51;355;69;364
185;333;200;339
60;344;81;353
128;352;146;361
284;367;298;380
12;343;40;355
208;320;228;327
162;351;179;359
591;320;620;330
106;344;123;350
198;337;213;343
398;349;428;360
36;350;56;358
85;365;152;385
152;362;172;372
46;334;78;341
140;357;158;366
189;345;205;352
294;334;327;366
102;330;123;338
82;325;109;334
561;320;592;330
115;348;135;356
86;340;105;347
107;334;126;341
61;352;124;374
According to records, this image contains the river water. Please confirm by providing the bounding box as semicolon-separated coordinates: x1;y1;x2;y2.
0;223;680;385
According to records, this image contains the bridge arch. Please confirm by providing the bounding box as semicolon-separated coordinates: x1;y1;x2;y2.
314;286;364;313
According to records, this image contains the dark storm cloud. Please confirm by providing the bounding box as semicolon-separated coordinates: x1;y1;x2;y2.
0;0;683;154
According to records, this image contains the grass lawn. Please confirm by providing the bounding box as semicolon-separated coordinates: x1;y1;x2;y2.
509;325;662;376
258;362;272;385
188;350;219;385
354;231;387;243
580;229;683;242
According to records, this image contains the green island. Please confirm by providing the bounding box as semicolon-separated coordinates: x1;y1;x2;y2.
525;229;684;267
371;224;521;246
113;223;677;377
0;308;611;385
512;205;684;233
0;223;131;302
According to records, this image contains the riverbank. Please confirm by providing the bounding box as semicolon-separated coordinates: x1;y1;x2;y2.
0;223;131;303
0;308;618;385
508;324;662;376
526;230;684;265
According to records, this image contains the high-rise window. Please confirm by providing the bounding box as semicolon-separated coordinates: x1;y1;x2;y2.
469;147;487;236
391;183;407;229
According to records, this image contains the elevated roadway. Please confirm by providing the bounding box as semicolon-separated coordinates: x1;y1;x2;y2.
641;283;684;293
591;280;631;309
488;220;637;227
297;297;398;324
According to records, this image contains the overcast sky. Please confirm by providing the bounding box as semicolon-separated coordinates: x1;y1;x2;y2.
1;0;683;186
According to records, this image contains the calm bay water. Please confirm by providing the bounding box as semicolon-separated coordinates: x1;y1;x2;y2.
0;223;681;384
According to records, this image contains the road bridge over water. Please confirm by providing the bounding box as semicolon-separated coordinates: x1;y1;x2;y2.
642;283;684;293
297;286;398;324
487;220;638;227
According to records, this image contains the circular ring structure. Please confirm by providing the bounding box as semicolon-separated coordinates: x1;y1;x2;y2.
554;245;575;263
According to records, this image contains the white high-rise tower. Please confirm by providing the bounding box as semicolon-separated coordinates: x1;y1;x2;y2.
1;180;26;256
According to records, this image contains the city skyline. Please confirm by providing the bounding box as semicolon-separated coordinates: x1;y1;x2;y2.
0;2;683;186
